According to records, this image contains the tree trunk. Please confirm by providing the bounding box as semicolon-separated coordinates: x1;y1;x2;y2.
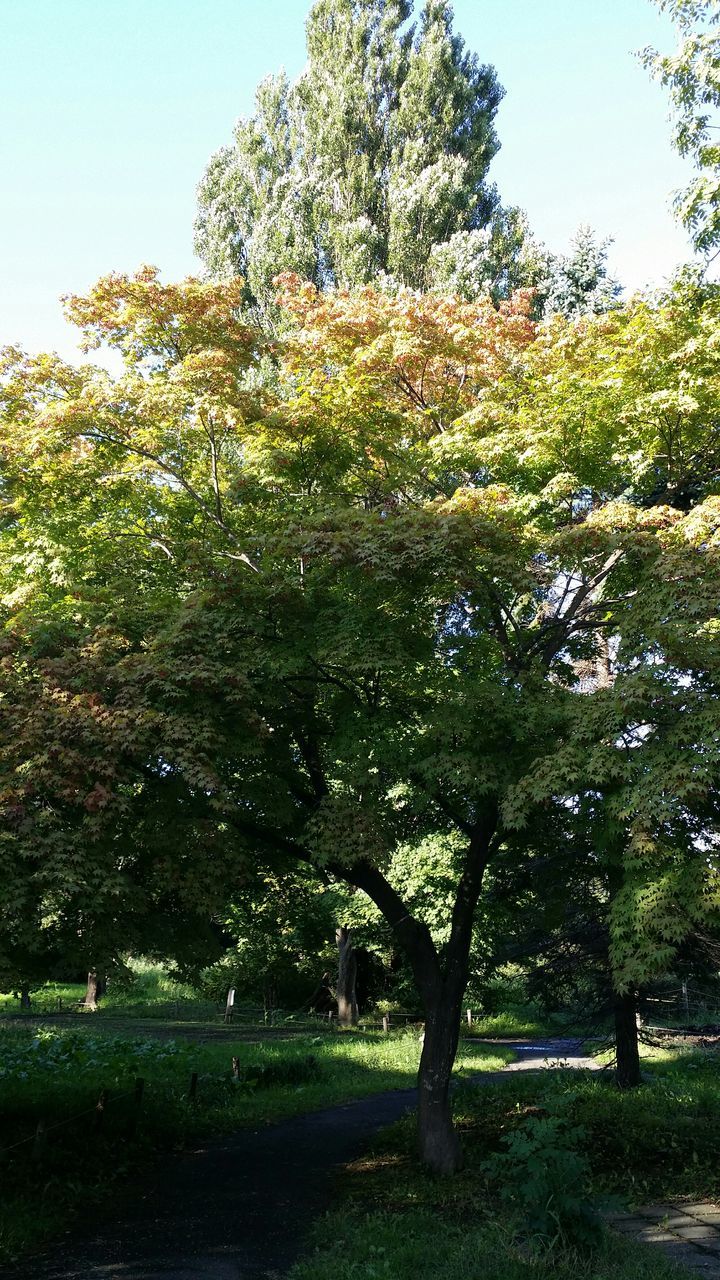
19;986;31;1010
332;814;497;1176
614;988;641;1088
336;926;358;1025
417;991;464;1173
84;971;105;1010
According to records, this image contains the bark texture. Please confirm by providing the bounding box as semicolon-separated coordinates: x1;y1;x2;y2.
614;988;641;1088
332;811;497;1174
336;926;359;1025
417;992;464;1172
84;971;106;1010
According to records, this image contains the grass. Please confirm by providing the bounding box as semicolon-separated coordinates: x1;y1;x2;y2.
465;1011;550;1038
287;1043;719;1280
0;1021;512;1264
0;981;87;1014
291;1211;688;1280
0;961;212;1019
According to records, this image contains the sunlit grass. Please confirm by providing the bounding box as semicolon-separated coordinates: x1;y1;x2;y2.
0;981;86;1014
0;1023;511;1264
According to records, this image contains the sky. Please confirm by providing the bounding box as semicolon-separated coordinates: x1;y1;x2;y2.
0;0;694;362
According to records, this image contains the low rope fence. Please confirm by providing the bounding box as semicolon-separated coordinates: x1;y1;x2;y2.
0;1050;321;1166
0;1083;140;1161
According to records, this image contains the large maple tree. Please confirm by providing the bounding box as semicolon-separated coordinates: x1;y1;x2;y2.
1;269;719;1171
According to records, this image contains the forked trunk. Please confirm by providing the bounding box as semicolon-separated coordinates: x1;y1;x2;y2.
417;994;464;1173
614;988;641;1088
332;816;496;1176
336;926;358;1026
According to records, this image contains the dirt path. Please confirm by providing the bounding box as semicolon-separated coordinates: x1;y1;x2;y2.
3;1038;593;1280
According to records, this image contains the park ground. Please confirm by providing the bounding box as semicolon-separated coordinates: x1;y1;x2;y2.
1;987;719;1278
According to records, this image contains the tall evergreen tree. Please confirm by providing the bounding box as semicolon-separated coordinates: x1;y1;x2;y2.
539;226;622;319
195;0;525;311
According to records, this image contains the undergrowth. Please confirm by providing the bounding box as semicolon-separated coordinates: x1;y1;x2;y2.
0;1023;511;1264
290;1046;717;1280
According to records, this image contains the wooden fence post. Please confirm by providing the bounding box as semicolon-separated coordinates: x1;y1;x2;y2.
188;1072;198;1101
224;988;236;1024
127;1077;144;1137
32;1118;46;1161
382;1014;389;1034
94;1089;109;1132
466;1008;472;1027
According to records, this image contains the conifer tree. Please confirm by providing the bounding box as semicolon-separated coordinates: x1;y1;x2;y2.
539;226;622;319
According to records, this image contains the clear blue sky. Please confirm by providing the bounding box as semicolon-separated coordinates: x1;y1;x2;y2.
0;0;692;361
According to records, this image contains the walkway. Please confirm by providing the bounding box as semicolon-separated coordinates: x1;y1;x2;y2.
608;1204;720;1278
3;1038;592;1280
6;1038;716;1280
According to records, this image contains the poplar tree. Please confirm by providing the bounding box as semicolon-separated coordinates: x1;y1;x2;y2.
194;0;529;310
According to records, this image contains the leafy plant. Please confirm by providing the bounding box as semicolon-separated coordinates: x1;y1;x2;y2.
485;1112;603;1249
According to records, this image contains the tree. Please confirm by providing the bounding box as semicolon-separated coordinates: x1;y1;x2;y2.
538;226;622;319
194;0;530;311
3;268;720;1172
206;869;341;1010
644;0;720;255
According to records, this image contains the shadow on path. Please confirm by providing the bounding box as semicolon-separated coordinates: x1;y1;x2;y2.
4;1038;593;1280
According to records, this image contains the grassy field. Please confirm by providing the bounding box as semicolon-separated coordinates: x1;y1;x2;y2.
0;1021;512;1264
289;1044;720;1280
4;975;715;1279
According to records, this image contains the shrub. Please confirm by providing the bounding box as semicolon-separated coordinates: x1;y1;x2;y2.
484;1112;603;1249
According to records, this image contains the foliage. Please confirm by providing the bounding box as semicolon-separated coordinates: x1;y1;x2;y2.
289;1057;715;1279
194;0;535;310
101;956;199;1005
485;1112;602;1249
0;981;87;1014
3;264;720;1162
291;1211;685;1280
465;1011;549;1038
645;1;720;255
0;1022;509;1262
538;226;622;319
457;1048;720;1202
200;869;342;1007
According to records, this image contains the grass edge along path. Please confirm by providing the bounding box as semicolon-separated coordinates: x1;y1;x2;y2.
0;1025;512;1267
290;1043;720;1280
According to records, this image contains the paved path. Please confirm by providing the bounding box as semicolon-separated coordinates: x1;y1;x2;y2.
18;1038;719;1280
608;1204;720;1278
2;1038;594;1280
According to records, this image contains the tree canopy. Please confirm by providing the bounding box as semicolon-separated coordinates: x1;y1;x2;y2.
2;265;720;1167
194;0;536;311
645;0;720;255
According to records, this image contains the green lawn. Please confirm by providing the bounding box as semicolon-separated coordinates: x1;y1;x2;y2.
289;1044;719;1280
0;981;87;1014
0;1022;511;1264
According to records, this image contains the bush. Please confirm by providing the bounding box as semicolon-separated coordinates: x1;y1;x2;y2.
485;1112;603;1249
